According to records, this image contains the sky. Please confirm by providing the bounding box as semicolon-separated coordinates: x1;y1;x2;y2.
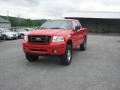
0;0;120;19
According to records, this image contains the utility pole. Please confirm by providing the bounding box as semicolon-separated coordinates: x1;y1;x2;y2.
7;10;9;20
17;14;21;26
6;10;11;29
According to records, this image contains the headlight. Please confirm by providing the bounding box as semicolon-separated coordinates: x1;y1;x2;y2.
24;35;28;42
52;36;64;42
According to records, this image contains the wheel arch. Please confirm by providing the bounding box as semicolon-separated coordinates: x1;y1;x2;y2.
20;33;24;35
67;39;73;48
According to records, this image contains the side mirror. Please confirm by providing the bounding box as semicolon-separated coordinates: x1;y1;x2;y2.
75;26;80;31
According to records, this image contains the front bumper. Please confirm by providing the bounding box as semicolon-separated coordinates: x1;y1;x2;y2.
23;42;66;55
7;35;18;39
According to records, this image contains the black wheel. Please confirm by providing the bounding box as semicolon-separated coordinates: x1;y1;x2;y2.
3;35;7;40
14;37;18;40
15;38;18;40
25;54;38;62
80;37;87;51
20;34;24;39
60;44;72;65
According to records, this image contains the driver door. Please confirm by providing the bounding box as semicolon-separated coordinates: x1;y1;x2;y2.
71;21;80;48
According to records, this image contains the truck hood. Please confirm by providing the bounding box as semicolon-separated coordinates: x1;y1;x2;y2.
3;32;17;35
28;29;72;36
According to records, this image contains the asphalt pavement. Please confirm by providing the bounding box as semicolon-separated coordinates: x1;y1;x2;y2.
0;35;120;90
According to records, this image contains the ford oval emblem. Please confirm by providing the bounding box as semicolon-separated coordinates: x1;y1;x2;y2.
36;37;42;41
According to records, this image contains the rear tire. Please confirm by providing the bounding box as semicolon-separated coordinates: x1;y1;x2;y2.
0;37;1;41
25;54;38;62
60;44;72;65
13;37;18;40
20;34;24;39
80;37;87;51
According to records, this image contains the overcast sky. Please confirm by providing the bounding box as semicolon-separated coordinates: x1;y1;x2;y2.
0;0;120;19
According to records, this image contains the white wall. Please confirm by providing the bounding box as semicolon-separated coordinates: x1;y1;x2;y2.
0;23;11;28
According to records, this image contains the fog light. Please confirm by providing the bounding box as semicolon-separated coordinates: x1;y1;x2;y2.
52;49;57;54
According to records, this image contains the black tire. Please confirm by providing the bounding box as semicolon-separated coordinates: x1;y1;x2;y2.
80;37;87;51
60;44;72;65
25;54;38;62
3;35;7;40
14;37;18;40
20;34;24;39
0;37;1;41
15;38;18;40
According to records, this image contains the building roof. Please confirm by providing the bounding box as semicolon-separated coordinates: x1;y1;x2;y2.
64;11;120;19
0;17;10;23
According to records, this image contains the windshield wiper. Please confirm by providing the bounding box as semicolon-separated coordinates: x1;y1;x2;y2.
39;27;48;29
50;27;64;29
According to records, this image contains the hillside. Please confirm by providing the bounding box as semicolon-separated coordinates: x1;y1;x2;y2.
0;15;46;27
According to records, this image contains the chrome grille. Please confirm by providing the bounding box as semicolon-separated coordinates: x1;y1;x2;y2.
28;35;51;43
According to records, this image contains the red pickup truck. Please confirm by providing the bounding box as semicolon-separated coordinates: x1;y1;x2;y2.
22;19;88;65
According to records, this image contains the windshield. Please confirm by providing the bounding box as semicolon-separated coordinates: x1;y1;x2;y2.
16;29;26;32
40;20;72;30
25;29;33;31
3;29;11;32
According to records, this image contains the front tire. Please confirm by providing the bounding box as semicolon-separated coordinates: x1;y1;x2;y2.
3;35;7;40
25;54;38;62
60;45;72;65
13;37;18;40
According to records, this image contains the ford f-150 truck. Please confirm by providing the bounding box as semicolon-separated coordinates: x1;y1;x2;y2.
22;19;88;65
